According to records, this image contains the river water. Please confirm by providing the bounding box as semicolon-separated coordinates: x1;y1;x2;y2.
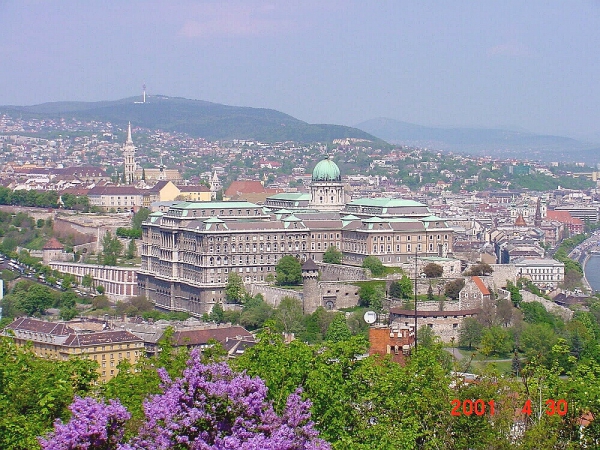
584;255;600;293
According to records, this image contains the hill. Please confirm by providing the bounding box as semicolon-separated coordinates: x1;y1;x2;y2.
0;96;380;144
355;117;600;163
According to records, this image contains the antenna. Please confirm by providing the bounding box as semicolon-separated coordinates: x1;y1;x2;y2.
142;83;146;103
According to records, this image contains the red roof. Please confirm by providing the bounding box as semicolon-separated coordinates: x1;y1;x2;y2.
472;276;490;296
225;181;266;196
43;237;64;250
546;210;584;225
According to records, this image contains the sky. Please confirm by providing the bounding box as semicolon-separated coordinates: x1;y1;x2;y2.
1;1;600;140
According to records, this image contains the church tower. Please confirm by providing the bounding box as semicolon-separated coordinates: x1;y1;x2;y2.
309;156;345;211
123;122;137;185
210;171;221;200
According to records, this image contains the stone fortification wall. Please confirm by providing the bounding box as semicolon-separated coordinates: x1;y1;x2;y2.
521;290;573;321
489;264;518;289
247;284;302;308
319;282;360;309
317;262;368;281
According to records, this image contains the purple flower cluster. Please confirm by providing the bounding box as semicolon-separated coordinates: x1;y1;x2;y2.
39;397;130;450
40;350;329;450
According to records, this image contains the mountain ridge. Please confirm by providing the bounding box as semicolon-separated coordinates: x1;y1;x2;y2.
0;96;380;144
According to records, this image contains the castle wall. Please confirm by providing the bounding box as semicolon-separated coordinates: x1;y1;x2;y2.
317;262;368;281
247;284;302;307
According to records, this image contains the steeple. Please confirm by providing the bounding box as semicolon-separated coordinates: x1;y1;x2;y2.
126;122;133;144
534;197;542;228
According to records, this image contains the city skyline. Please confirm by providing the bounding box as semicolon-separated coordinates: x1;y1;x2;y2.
1;1;600;141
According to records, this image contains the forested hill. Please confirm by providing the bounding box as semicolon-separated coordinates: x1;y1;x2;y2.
0;96;380;143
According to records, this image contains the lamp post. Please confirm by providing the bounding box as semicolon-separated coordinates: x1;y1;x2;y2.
414;248;418;352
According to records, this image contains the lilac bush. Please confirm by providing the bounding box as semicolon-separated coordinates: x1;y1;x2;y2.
40;350;329;450
39;397;130;450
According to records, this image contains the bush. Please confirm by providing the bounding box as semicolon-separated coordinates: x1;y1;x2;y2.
362;256;385;277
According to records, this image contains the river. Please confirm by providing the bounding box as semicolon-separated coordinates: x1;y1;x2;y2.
584;255;600;293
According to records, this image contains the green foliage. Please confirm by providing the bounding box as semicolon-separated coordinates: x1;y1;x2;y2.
389;275;413;299
325;313;352;343
423;262;444;278
322;245;342;264
458;317;484;350
224;272;246;304
361;256;385;277
209;303;224;323
131;207;151;230
239;294;274;330
465;262;493;276
479;326;513;356
444;278;465;300
275;255;302;286
506;280;522;306
274;296;304;334
520;301;563;329
357;282;385;311
100;231;123;266
116;227;143;239
0;337;98;448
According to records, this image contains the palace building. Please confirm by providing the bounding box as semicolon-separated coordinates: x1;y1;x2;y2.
138;157;454;316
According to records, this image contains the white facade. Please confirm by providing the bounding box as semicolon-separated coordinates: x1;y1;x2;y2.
513;258;565;289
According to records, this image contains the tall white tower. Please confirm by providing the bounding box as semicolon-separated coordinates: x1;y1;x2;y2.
123;122;137;185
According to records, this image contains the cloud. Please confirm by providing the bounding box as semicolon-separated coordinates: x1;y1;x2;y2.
486;41;532;57
178;2;299;38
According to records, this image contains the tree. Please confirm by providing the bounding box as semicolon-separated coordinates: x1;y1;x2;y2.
479;326;513;356
81;273;93;291
276;256;302;286
465;262;494;276
358;283;384;311
209;303;225;323
423;263;443;278
427;283;434;300
40;352;329;449
458;317;484;350
96;285;105;295
131;207;150;230
240;294;274;330
362;256;385;277
506;281;522;306
322;245;342;264
325;313;352;343
225;272;246;303
101;231;123;266
125;239;136;259
444;278;465;300
92;294;110;309
274;296;305;335
389;275;412;299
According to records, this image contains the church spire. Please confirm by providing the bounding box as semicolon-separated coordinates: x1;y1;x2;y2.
126;122;133;144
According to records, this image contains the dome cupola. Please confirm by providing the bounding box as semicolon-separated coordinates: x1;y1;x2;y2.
312;156;341;182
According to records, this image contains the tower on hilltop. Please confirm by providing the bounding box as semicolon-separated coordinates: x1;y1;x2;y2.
302;258;321;314
123;122;137;184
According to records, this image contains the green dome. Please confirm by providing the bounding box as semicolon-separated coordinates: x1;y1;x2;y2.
312;156;341;182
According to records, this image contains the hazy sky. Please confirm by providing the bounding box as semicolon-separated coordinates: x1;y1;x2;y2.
1;1;600;139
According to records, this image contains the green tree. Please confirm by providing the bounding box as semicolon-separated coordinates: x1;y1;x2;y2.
362;256;385;277
209;303;224;323
101;231;123;266
275;255;302;286
458;317;484;350
390;275;413;299
479;326;513;356
81;273;93;291
225;272;246;304
125;239;136;259
465;262;494;276
325;313;352;343
444;278;465;299
96;285;105;295
423;263;444;278
322;245;342;264
274;296;304;334
131;207;150;230
358;283;384;310
239;294;274;330
506;281;522;306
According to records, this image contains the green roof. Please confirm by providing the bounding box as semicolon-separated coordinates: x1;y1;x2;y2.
267;193;311;201
169;201;261;210
312;156;341;182
347;198;426;208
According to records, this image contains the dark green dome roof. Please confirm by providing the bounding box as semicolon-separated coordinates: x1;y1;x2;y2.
312;156;341;182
